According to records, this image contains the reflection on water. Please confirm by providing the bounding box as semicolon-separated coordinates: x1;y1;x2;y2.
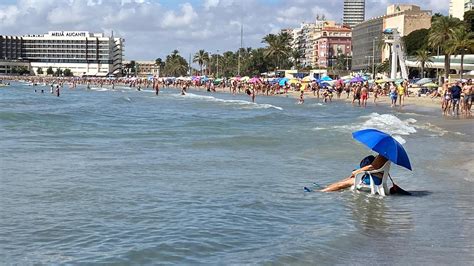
349;193;414;236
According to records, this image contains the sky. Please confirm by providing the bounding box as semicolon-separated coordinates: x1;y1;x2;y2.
0;0;448;60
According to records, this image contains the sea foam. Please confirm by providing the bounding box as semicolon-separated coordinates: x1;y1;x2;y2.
180;93;283;110
333;113;417;144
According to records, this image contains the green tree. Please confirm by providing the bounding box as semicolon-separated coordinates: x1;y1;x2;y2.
193;50;209;75
376;59;390;74
55;68;63;77
63;68;73;77
155;58;165;77
36;67;43;75
262;32;291;70
46;66;54;75
163;50;189;77
415;49;433;78
403;28;430;55
428;16;462;80
447;27;474;80
464;10;474;33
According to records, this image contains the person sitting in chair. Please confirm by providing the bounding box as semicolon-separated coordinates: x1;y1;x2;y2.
320;154;388;192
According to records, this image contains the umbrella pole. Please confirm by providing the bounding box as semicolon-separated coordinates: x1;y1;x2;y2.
388;173;411;195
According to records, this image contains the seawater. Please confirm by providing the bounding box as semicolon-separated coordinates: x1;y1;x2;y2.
1;82;473;264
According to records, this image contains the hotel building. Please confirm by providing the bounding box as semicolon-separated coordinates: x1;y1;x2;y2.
343;0;366;28
352;4;431;71
450;0;474;20
0;31;124;76
314;25;352;69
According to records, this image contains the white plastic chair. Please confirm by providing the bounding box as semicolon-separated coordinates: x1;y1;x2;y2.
351;161;391;196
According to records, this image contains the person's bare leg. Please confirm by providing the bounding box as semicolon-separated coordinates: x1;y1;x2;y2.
320;177;354;192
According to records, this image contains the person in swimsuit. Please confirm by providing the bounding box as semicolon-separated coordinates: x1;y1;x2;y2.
361;85;368;107
321;155;389;192
398;84;405;106
389;83;397;107
462;79;472;116
443;85;452;115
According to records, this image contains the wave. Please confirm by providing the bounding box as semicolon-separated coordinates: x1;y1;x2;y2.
90;87;109;92
333;113;417;144
415;122;466;137
179;93;283;110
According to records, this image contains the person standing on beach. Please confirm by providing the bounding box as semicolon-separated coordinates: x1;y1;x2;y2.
352;85;361;106
462;80;472;116
398;83;405;106
451;82;462;116
389;82;398;107
361;85;368;107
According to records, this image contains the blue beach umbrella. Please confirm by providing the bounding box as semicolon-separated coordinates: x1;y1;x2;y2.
320;76;332;82
352;129;412;171
279;77;289;86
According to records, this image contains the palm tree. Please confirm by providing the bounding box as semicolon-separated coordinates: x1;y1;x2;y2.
290;49;302;69
415;49;433;78
262;33;291;69
447;27;474;80
193;50;209;76
428;16;462;80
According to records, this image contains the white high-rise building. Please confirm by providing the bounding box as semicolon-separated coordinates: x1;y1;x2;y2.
343;0;366;28
450;0;474;20
0;31;124;76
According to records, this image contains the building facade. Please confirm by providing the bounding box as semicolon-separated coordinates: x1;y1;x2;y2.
123;60;159;77
0;31;124;76
343;0;366;28
314;26;352;69
450;0;474;20
351;4;431;71
351;17;384;71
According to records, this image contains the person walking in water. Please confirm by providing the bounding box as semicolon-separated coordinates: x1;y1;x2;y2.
55;85;60;97
154;78;160;96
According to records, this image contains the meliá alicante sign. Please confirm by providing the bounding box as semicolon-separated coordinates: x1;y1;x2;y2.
48;31;89;37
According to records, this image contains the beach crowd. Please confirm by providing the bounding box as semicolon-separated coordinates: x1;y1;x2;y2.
1;75;472;117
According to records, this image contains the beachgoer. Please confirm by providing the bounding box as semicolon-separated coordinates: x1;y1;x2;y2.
443;85;452;115
299;90;304;104
398;83;405;106
462;79;472;116
361;85;368;107
55;85;60;97
451;82;462;116
320;154;389;192
389;83;397;107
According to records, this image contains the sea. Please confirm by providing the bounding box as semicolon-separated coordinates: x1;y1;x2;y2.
1;82;473;264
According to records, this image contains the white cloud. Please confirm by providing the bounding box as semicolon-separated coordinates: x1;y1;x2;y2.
161;3;198;28
0;0;448;60
203;0;220;10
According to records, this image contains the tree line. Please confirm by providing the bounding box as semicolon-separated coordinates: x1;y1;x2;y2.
403;11;474;80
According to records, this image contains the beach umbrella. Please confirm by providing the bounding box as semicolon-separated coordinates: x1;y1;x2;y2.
241;76;250;82
279;77;289;86
352;129;412;171
350;76;364;83
302;76;316;82
375;78;394;84
288;78;300;85
421;82;439;88
320;76;333;82
415;78;432;86
249;77;261;84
